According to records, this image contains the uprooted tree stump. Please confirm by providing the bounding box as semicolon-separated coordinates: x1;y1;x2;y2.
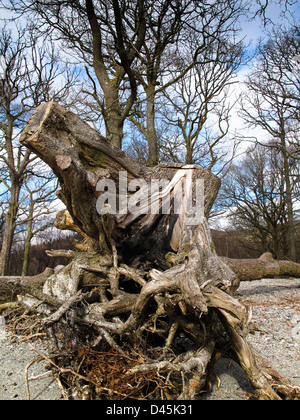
16;101;300;400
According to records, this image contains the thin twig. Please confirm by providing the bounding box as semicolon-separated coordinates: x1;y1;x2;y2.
25;356;43;400
27;343;97;385
20;333;47;343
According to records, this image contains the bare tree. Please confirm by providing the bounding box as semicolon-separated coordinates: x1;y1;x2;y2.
252;0;298;23
127;1;248;166
7;0;147;148
19;169;58;276
7;0;297;156
160;35;244;173
0;26;75;275
239;25;300;261
127;0;195;166
222;143;299;259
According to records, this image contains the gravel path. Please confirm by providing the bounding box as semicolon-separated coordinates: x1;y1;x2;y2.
0;277;299;400
202;277;300;400
0;339;61;400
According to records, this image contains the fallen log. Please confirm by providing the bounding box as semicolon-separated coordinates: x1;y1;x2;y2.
222;252;300;282
16;101;300;400
0;267;54;304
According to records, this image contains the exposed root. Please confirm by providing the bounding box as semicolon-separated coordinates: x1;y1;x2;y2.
7;264;298;401
3;221;298;400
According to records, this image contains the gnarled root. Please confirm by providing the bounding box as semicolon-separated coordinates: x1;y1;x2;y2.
16;244;299;400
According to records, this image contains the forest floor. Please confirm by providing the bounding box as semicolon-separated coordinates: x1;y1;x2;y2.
0;277;299;400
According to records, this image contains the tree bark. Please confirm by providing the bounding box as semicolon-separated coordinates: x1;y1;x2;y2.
0;267;54;305
17;102;300;400
222;252;300;282
281;136;297;261
21;199;34;277
0;183;21;275
146;83;159;166
20;101;221;267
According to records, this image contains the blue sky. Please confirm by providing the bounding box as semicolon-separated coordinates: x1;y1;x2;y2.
238;1;300;48
1;1;299;231
0;1;299;153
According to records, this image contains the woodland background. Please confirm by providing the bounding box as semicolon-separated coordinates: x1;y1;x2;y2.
0;0;299;277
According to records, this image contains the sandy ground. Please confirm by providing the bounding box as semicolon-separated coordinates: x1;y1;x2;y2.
0;277;299;400
0;338;61;400
201;277;300;400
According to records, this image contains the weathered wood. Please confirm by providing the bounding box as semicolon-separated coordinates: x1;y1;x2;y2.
43;251;112;301
222;252;300;282
0;268;54;304
20;101;221;266
46;249;76;259
19;102;151;244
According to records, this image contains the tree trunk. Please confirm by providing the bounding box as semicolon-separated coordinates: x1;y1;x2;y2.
0;183;21;275
222;252;300;282
281;137;296;261
146;84;159;167
186;141;193;165
18;101;300;400
0;267;54;305
21;200;34;277
104;101;124;149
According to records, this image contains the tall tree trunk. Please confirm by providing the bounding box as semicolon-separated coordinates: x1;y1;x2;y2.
103;91;124;149
146;84;159;166
281;136;296;261
186;141;193;164
0;183;20;275
21;200;34;277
